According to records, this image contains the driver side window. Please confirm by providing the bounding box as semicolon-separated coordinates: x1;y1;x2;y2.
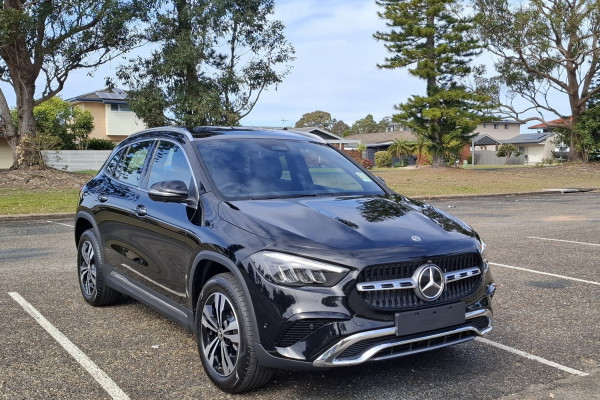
147;141;193;189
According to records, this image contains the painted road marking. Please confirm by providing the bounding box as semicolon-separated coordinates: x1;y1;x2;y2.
528;236;600;247
8;292;129;400
490;262;600;287
476;337;589;376
46;220;75;228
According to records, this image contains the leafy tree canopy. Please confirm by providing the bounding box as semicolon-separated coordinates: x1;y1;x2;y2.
475;0;600;161
294;110;335;130
115;0;295;128
33;97;94;150
350;114;380;134
331;120;350;136
0;0;144;168
496;143;522;165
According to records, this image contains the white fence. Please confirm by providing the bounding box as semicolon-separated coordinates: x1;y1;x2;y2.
42;150;112;172
473;150;525;165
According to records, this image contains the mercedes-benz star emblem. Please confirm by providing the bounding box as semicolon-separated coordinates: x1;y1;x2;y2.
414;264;444;301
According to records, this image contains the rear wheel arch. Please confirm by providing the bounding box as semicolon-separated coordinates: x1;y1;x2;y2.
74;211;99;246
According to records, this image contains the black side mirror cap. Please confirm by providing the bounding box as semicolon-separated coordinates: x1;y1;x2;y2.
149;180;189;203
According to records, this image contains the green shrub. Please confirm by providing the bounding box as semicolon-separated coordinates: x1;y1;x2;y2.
375;151;392;168
86;138;116;150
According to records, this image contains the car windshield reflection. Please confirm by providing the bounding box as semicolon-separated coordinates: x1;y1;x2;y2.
196;139;385;200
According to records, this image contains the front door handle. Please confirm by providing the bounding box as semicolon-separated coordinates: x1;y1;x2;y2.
135;205;147;216
98;193;108;202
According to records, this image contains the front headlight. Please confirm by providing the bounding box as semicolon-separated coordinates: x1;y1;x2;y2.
248;251;349;287
477;235;487;254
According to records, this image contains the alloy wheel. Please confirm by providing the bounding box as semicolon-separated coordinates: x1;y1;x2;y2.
200;292;241;377
79;240;97;297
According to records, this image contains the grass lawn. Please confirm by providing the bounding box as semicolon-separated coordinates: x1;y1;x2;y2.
0;189;80;215
373;163;600;197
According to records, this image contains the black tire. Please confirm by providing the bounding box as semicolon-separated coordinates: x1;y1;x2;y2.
77;229;121;306
196;273;273;393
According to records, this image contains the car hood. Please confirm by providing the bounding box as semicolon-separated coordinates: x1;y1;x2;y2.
218;195;478;263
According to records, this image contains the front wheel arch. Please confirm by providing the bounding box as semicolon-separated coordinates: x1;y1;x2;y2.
188;251;259;336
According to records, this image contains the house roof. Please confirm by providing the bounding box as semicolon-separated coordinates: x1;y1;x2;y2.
345;130;418;147
528;117;571;130
68;88;129;105
291;127;358;144
474;134;501;146
503;133;554;144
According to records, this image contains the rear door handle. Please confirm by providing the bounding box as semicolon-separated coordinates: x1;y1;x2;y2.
98;193;108;202
134;205;147;216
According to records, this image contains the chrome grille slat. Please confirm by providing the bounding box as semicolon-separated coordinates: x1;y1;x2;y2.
357;254;482;310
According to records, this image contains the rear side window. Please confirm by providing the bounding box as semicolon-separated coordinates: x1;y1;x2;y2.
147;141;193;189
106;141;152;186
105;148;126;178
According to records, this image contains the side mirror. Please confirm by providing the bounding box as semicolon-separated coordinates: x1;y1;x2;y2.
149;180;189;203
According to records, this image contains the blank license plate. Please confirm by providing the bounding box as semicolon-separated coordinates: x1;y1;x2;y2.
395;303;466;336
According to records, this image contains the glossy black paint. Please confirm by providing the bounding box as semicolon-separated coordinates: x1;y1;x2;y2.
75;127;493;370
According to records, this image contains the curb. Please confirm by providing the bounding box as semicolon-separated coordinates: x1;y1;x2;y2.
412;188;598;201
0;189;597;222
0;212;74;222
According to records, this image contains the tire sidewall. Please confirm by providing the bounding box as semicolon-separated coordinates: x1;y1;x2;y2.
196;274;253;392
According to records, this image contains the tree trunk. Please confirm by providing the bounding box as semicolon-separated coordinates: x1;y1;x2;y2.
14;79;43;168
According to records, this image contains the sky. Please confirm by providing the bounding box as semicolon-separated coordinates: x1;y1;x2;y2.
0;0;570;130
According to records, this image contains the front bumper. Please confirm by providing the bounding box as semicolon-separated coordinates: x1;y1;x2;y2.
313;308;491;367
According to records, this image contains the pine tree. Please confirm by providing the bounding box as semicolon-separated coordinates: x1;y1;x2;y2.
374;0;491;166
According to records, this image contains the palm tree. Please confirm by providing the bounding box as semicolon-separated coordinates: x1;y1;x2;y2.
387;139;415;165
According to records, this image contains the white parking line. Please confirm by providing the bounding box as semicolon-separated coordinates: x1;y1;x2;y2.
46;220;74;228
489;262;600;287
528;236;600;247
8;292;130;400
476;337;589;377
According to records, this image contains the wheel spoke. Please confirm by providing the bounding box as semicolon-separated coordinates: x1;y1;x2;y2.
81;242;93;267
215;293;226;327
221;341;235;375
223;320;240;345
201;305;219;333
204;337;220;367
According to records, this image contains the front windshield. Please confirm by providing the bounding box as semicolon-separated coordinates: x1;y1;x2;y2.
196;138;385;200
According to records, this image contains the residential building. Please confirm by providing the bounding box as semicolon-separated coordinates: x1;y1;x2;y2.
291;127;359;150
345;120;523;164
476;120;522;141
67;88;147;142
344;130;418;163
503;133;557;164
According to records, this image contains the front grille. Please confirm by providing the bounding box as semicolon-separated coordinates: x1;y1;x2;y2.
338;316;489;360
357;253;482;310
276;319;332;347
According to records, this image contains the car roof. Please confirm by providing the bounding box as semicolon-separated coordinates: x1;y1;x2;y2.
120;126;326;145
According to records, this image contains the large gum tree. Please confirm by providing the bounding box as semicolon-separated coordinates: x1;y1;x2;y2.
0;0;143;168
115;0;295;128
475;0;600;161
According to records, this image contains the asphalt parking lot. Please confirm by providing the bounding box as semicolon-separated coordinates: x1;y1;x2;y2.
1;192;599;400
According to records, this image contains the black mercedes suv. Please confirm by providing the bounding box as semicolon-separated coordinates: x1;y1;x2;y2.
75;127;495;393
